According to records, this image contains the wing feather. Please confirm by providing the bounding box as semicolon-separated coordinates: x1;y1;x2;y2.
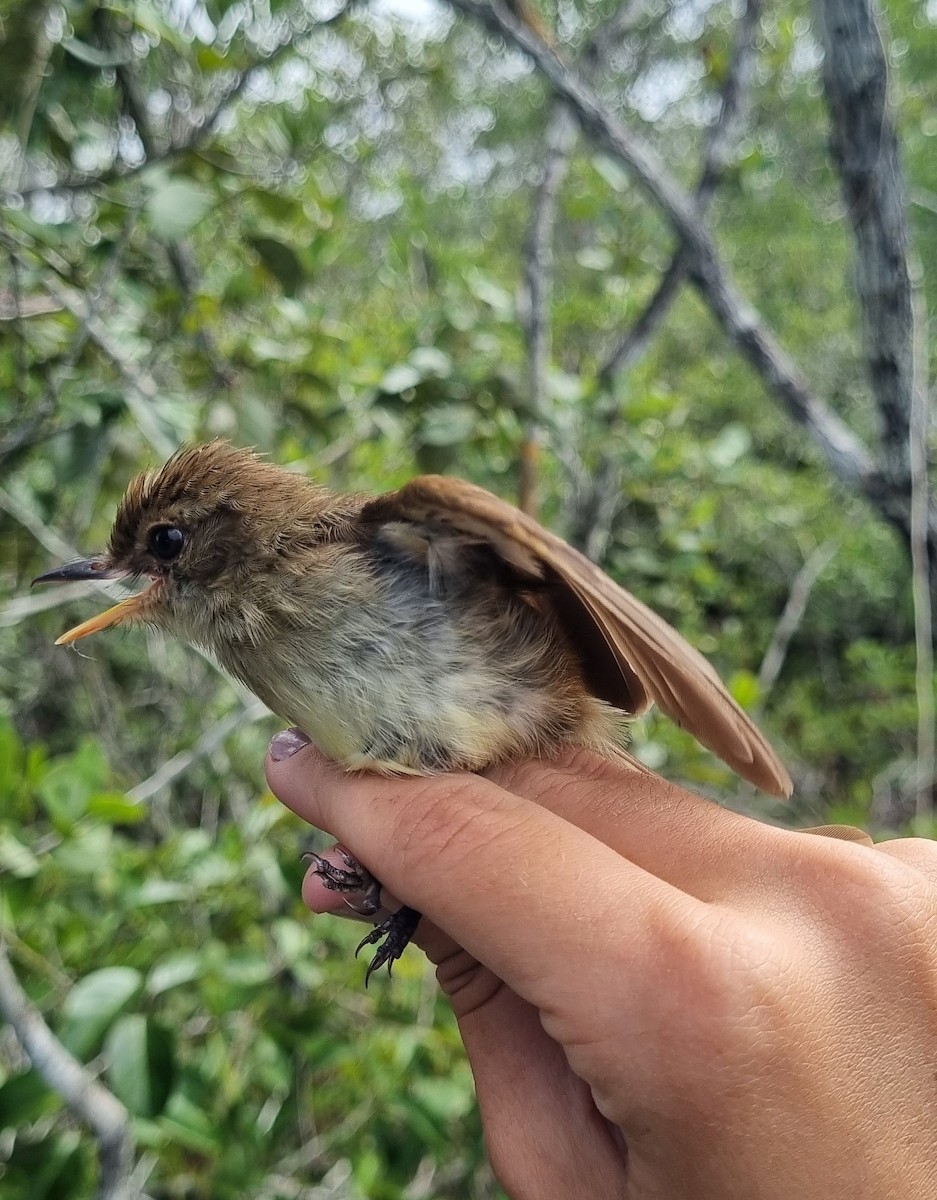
363;476;792;798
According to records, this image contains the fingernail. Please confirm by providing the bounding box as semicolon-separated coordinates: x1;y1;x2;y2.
269;727;312;761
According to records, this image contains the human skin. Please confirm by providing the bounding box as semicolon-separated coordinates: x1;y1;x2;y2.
265;730;937;1200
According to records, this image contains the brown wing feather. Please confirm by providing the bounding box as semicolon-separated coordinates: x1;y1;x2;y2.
364;475;792;798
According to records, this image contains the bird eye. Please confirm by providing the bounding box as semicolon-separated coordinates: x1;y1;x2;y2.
147;526;186;562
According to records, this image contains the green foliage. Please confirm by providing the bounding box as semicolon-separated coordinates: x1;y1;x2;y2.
1;0;934;1193
0;717;488;1198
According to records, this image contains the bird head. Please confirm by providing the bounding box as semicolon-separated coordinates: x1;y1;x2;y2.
33;441;337;649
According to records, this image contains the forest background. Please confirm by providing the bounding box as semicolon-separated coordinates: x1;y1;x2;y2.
0;0;935;1195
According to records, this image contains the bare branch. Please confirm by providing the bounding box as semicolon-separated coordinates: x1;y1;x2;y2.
518;0;648;524
27;267;177;458
0;945;137;1200
909;278;934;819
598;0;762;385
447;0;884;501
0;581;99;627
127;698;270;804
518;105;576;515
757;541;839;697
815;0;914;499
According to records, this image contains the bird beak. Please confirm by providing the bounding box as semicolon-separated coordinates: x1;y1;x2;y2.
32;556;150;645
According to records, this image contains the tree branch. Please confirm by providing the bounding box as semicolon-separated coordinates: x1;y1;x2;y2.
518;105;576;515
127;698;270;804
0;945;137;1200
815;0;915;499
598;0;762;385
25;265;177;458
517;0;649;526
757;540;839;697
448;0;885;501
909;279;934;817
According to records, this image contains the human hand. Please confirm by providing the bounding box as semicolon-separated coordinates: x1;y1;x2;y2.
266;730;937;1200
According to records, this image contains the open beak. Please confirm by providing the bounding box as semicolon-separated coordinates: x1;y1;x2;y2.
32;556;152;646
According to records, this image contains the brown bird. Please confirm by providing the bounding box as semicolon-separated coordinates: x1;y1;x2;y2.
34;441;791;978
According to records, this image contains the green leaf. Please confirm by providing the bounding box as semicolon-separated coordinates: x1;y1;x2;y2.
159;1094;220;1155
592;153;630;192
61;37;130;68
466;271;513;316
59;967;144;1059
380;363;422;393
37;741;109;828
87;792;147;825
145;179;214;240
409;346;452;376
576;246;613;270
147;951;206;995
128;879;193;906
0;721;23;799
53;826;113;877
419;403;477;446
0;1069;57;1125
707;423;752;469
410;1075;474;1120
729;669;761;710
0;831;40;878
104;1015;175;1117
247;236;305;296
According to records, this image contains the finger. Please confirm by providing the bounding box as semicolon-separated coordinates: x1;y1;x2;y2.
481;749;796;902
266;736;701;1023
452;980;627;1198
875;837;937;882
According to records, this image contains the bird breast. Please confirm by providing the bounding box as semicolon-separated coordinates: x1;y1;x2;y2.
203;541;620;773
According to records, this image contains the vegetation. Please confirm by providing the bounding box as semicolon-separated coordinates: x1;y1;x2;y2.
0;0;933;1194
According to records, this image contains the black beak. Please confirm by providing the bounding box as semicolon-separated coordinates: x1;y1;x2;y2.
32;556;118;587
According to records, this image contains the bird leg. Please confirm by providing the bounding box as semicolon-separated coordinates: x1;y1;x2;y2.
302;848;422;982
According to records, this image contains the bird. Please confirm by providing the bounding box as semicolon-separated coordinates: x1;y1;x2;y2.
34;440;791;979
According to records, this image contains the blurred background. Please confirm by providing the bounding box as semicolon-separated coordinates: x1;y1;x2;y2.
0;0;934;1195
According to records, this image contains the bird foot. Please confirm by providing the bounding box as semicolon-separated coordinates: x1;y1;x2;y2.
356;906;422;985
302;849;421;981
302;848;382;915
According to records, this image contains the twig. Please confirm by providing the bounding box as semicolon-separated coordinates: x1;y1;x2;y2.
0;945;137;1200
10;0;355;200
27;268;177;458
757;540;839;697
597;0;762;386
566;0;761;559
0;484;90;561
127;698;271;804
909;278;933;820
0;582;104;627
518;105;576;515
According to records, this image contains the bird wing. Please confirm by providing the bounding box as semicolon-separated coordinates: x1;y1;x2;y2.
362;475;792;798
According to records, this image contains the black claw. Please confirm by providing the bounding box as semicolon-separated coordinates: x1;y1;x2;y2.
300;848;420;985
356;906;422;986
301;848;370;894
